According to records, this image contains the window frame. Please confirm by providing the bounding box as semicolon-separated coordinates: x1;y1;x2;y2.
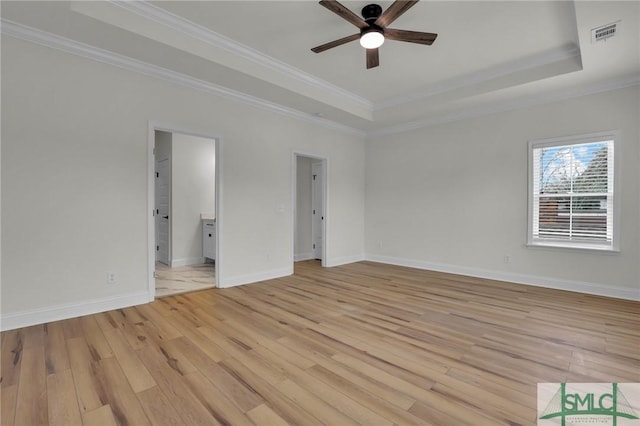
527;131;620;252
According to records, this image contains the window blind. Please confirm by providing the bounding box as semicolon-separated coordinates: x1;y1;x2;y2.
531;139;614;248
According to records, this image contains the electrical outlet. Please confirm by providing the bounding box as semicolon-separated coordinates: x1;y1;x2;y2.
378;241;383;249
503;255;512;264
106;272;117;284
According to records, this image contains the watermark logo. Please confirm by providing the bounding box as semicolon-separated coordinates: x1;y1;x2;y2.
538;383;640;425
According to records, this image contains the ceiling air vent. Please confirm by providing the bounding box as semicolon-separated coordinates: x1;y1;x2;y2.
591;21;620;44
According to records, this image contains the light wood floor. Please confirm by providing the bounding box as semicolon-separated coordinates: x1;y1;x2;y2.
2;261;639;425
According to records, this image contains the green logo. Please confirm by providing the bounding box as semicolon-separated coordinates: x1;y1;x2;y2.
539;383;639;426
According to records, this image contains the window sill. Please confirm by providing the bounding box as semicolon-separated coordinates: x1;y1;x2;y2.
526;242;620;254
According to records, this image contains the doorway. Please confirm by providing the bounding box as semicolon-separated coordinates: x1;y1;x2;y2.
148;124;221;299
293;153;327;266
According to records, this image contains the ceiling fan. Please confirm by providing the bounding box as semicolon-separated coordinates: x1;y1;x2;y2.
311;0;438;69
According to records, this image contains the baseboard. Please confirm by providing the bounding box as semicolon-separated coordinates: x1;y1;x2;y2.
0;291;150;331
171;257;205;267
294;252;314;262
325;254;366;267
365;254;639;301
219;266;293;288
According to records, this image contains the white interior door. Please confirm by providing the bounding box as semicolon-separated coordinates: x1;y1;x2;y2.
312;161;324;260
156;158;171;265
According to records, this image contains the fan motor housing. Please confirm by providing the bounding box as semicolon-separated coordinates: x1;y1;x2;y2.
362;4;383;22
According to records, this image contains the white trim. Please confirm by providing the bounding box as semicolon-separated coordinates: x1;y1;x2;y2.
220;266;293;289
366;254;639;301
3;19;637;141
147;122;156;301
1;291;149;332
109;0;372;112
325;254;366;267
527;130;620;252
367;75;640;138
311;161;324;261
375;44;581;110
294;253;314;262
170;257;206;268
0;19;364;138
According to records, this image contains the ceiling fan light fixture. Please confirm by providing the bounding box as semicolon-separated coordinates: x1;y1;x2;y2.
311;0;437;68
360;29;384;49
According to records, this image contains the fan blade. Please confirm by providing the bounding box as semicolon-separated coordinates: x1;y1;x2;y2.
311;33;360;53
319;0;368;29
366;48;379;69
384;28;437;45
375;0;419;28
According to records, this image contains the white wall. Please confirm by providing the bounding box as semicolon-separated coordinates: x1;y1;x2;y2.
295;156;313;260
366;86;639;300
1;36;365;329
171;133;215;265
3;29;635;333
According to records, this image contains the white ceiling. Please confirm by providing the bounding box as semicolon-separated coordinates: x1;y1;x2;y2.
2;1;639;135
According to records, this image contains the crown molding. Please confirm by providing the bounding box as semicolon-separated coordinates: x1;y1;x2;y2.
2;18;635;141
375;44;582;111
367;74;640;138
1;19;365;137
109;0;373;112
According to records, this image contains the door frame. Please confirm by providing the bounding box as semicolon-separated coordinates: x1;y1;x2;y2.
292;152;328;268
155;157;171;265
311;161;324;260
147;121;222;301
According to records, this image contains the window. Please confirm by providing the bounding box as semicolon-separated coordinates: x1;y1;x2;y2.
528;132;618;251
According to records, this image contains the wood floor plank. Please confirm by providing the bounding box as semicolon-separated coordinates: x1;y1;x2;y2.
276;378;360;425
14;346;47;426
446;367;535;408
135;344;221;425
61;318;84;340
166;336;263;413
2;260;638;425
305;363;426;424
65;337;107;413
136;386;184;426
279;335;418;411
182;371;253;426
332;351;438;403
1;330;23;389
22;325;45;350
246;404;289;426
43;322;70;375
284;364;394;426
166;319;228;363
219;357;321;425
101;327;156;393
82;404;118;426
0;385;17;426
196;326;286;386
79;316;114;361
133;304;183;341
571;349;640;380
46;369;82;426
106;309;154;351
96;357;152;425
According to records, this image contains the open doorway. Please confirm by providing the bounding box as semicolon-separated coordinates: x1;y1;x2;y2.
149;126;219;298
293;153;327;266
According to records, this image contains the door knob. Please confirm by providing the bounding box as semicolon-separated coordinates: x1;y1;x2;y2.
163;216;169;219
